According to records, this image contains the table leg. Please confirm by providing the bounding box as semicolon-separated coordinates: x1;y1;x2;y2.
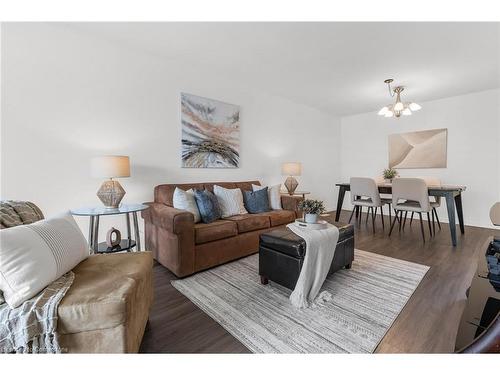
133;212;141;251
335;186;346;222
88;216;95;253
454;193;465;234
93;215;100;252
126;213;132;252
445;193;457;246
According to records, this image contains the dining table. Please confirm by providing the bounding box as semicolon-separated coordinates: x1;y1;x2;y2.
335;182;467;246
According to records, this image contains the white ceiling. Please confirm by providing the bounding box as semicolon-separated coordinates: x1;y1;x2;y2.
68;22;500;116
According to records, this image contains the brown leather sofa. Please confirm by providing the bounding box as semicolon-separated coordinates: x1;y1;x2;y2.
142;181;303;278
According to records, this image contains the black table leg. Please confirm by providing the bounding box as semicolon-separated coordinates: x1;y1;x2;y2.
454;193;465;234
445;193;457;246
335;186;347;222
126;213;132;252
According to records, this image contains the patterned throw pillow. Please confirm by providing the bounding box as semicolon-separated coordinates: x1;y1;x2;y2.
213;185;248;218
253;184;282;210
0;212;89;308
193;189;222;224
243;187;270;214
173;187;201;223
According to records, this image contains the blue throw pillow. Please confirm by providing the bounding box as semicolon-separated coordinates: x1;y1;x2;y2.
193;189;222;223
243;187;270;214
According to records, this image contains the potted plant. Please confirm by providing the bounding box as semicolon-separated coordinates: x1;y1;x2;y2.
383;168;398;183
298;199;325;223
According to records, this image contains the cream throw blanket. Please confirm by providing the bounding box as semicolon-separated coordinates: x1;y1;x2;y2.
286;223;340;308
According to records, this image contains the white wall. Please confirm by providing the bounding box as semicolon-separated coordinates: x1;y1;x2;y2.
340;89;500;228
1;23;341;240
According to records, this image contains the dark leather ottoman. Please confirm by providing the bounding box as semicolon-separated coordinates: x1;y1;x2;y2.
259;221;354;290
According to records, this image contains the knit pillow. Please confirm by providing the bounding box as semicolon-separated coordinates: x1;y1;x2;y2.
213;185;248;218
193;189;222;224
173;187;201;223
243;187;270;214
0;212;89;308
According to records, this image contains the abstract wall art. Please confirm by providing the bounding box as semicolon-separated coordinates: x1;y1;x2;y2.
388;128;448;169
181;93;240;168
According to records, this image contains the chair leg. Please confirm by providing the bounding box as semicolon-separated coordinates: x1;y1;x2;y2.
372;207;376;233
348;206;356;223
380;206;385;229
395;208;401;223
389;210;399;236
402;211;408;231
388;203;392;224
398;210;403;232
358;206;363;225
431;209;436;236
427;212;433;237
418;212;425;243
433;207;442;230
410;211;414;226
366;207;370;224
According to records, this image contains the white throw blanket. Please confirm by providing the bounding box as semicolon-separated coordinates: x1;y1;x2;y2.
286;223;340;308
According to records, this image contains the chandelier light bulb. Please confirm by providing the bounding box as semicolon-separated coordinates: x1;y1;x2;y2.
378;106;389;116
409;102;422;111
394;101;404;111
402;108;412;116
384;111;394;118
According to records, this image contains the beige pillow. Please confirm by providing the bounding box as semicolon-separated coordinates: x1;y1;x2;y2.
0;212;89;308
173;187;201;223
213;185;248;218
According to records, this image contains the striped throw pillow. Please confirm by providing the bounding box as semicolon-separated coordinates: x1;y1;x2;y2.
0;212;89;308
213;185;248;218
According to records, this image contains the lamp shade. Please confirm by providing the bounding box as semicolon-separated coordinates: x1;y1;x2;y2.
490;202;500;226
91;155;130;178
281;162;302;176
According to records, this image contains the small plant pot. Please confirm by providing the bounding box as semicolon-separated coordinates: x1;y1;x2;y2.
304;213;318;224
385;178;393;183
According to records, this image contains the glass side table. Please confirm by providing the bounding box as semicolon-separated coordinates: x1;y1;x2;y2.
71;204;149;254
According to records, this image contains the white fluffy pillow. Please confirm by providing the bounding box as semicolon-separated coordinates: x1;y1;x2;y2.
213;185;248;218
0;212;89;308
173;187;201;223
253;184;282;210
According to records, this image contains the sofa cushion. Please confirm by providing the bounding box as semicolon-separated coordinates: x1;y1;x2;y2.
57;252;153;335
223;214;270;233
262;210;295;227
194;220;238;244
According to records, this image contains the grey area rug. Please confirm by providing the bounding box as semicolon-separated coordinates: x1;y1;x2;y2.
171;249;429;353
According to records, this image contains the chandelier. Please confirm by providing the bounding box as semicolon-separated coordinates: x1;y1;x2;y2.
378;79;421;118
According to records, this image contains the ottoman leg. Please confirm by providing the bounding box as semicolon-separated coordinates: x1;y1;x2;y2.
345;263;352;269
260;275;269;285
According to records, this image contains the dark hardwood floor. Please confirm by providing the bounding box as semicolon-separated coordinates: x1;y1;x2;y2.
139;209;499;353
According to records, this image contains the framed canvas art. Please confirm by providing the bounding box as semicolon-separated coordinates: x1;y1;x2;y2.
181;93;240;168
388;128;448;169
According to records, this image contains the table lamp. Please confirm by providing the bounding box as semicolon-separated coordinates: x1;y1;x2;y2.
91;155;130;208
282;162;302;195
490;202;500;226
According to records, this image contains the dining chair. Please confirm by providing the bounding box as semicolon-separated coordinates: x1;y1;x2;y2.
389;178;433;243
408;177;442;235
349;177;390;232
374;175;397;224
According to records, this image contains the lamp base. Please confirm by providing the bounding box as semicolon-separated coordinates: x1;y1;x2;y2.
284;176;298;195
97;179;126;208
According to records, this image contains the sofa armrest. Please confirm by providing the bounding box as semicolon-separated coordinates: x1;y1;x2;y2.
280;195;304;218
142;202;194;234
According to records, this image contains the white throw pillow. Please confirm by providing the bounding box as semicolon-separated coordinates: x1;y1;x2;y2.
213;185;248;218
253;184;282;210
173;187;201;223
0;212;89;308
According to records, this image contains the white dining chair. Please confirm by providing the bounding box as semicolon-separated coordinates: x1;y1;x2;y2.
389;178;434;243
349;177;390;232
408;177;442;235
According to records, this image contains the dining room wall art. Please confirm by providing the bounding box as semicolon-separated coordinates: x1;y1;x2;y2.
181;93;240;168
388;128;448;168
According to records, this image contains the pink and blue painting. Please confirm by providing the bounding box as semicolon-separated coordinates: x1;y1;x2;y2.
181;93;240;168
